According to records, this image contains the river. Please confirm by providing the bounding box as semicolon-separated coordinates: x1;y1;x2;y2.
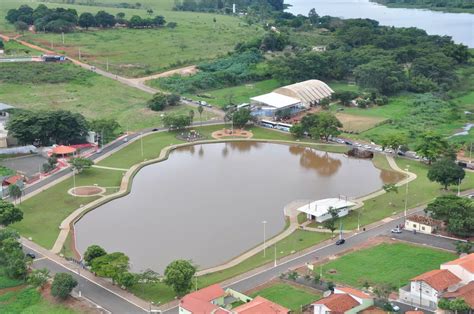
286;0;474;47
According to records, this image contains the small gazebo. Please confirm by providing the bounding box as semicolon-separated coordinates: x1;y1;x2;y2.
51;145;77;157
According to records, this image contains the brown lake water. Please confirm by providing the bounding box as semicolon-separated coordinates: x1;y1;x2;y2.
75;142;401;273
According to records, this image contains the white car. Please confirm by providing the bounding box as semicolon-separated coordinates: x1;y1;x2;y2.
391;228;402;233
354;142;362;147
374;147;383;152
390;303;400;311
363;145;371;149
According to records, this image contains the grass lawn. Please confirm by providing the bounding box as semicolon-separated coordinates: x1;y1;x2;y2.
321;243;456;288
336;112;387;133
0;286;76;313
11;167;123;249
0;0;263;77
249;282;322;312
132;230;332;304
183;79;281;108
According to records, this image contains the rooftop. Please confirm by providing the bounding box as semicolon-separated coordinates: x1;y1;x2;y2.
0;103;14;111
313;293;360;312
443;281;474;308
406;215;443;227
250;92;301;109
233;296;289;314
412;269;461;291
274;79;334;104
443;253;474;273
179;284;227;314
335;287;371;299
296;198;355;217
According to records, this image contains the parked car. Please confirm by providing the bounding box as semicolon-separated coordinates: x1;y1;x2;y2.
335;239;346;245
391;227;402;234
26;253;36;259
374;147;383;152
390;303;400;311
363;144;371;149
152;128;159;132
345;141;353;145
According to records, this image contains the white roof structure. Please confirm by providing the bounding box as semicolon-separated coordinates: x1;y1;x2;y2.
274;80;334;107
250;92;301;110
296;198;355;217
0;103;14;111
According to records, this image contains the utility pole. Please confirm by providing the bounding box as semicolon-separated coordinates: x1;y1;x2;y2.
262;220;267;257
140;132;144;159
274;244;277;267
404;165;410;218
61;32;65;44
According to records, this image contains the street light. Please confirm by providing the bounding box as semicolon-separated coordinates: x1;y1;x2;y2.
262;220;267;257
149;301;154;313
404;165;410;218
274;244;277;267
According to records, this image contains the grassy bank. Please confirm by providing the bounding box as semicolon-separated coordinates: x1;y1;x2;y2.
321;243;456;288
369;0;474;14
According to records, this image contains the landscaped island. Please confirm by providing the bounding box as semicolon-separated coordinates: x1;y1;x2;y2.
370;0;474;13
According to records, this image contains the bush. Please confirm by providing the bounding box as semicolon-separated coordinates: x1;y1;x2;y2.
51;273;77;299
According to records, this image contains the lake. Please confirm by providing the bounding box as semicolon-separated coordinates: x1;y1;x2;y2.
75;142;401;273
286;0;474;47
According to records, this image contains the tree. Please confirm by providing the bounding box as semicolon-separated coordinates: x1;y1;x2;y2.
14;21;29;33
323;207;341;235
117;271;136;289
27;268;50;288
8;184;22;203
427;158;465;190
373;283;394;301
290;124;305;138
425;195;473;237
197;105;204;126
84;245;107;266
415;132;449;164
89;118;121;144
95;11;116;28
0;200;23;226
71;158;93;173
379;133;406;153
51;273;77;299
438;298;470;312
332;91;358;106
43;156;58;173
0;40;3;49
91;252;129;284
455;241;472;255
0;229;27;280
189;109;195;123
310;112;342;141
78;12;96;29
383;183;398;206
232;108;251;129
162;114;192;131
354;58;406;94
147;93;180;111
164;259;196;296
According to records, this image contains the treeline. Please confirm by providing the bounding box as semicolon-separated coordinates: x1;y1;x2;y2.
157;50;266;93
6;4;172;33
372;0;474;10
268;14;470;95
173;0;284;13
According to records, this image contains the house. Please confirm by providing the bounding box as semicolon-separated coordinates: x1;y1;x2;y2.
313;287;374;314
398;269;462;309
443;281;474;309
441;253;474;284
179;284;228;314
232;296;289;314
404;215;443;234
296;198;355;223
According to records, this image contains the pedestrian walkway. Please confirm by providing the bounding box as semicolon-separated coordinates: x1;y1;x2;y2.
92;165;129;171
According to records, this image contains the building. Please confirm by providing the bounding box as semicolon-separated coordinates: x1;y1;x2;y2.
296;198;355;223
404;215;443;234
443;281;474;309
233;296;289;314
313;287;373;314
399;269;462;309
441;253;474;284
273;80;334;108
250;92;303;118
179;284;228;314
0;103;14;148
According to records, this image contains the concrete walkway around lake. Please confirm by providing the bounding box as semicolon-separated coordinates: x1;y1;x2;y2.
92;165;129;172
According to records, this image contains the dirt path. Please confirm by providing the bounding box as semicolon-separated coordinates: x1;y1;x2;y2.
129;65;197;84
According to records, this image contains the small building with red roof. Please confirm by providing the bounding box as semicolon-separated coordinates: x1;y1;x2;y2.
233;296;289;314
441;253;474;284
313;287;374;314
443;281;474;309
51;145;77;157
179;284;228;314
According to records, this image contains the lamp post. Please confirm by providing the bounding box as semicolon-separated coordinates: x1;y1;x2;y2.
140;132;144;159
274;244;277;267
262;220;267;257
404;166;410;218
72;168;76;196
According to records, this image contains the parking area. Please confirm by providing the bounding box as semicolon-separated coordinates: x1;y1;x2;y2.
1;154;47;177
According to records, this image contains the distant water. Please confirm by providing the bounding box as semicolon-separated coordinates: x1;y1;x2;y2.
286;0;474;47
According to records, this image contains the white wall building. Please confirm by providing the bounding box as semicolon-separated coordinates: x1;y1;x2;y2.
296;198;355;223
441;253;474;284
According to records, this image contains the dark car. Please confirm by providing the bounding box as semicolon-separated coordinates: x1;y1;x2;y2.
26;253;36;259
152;128;159;132
335;239;345;245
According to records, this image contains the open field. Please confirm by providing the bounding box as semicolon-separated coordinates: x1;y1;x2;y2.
0;61;200;131
335;112;387;133
248;282;322;311
0;0;263;77
184;79;281;108
321;243;456;288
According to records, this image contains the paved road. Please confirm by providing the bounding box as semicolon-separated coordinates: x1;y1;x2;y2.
22;245;149;314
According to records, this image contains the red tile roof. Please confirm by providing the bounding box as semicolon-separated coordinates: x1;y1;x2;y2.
179;284;227;314
443;281;474;309
412;269;461;291
313;293;360;313
4;175;22;185
406;215;442;227
443;253;474;274
336;287;371;299
233;296;289;314
405;311;424;314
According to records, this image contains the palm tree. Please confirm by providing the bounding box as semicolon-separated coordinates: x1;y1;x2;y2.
9;184;22;204
197;105;204;126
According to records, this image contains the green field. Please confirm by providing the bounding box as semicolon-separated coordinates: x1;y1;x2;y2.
184;79;281;108
321;243;456;288
249;283;322;311
0;61;200;131
0;0;263;77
